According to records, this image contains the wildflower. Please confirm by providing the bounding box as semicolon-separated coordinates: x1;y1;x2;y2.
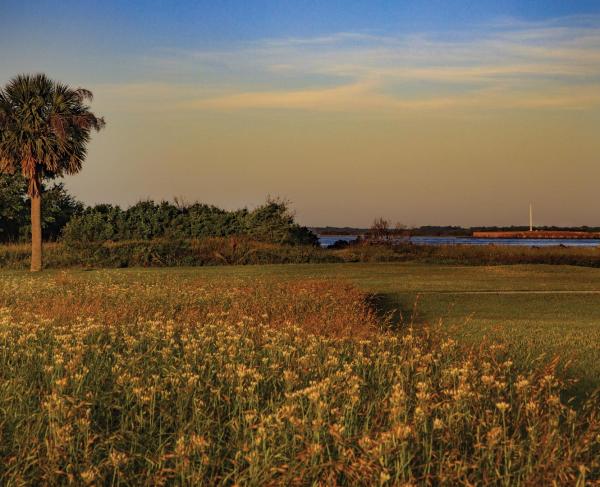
516;379;529;391
109;450;128;468
526;401;538;413
414;406;425;420
308;443;323;457
175;436;187;457
189;434;209;452
486;426;503;445
80;469;96;484
393;425;412;440
380;470;391;483
329;423;345;439
547;395;561;407
283;370;297;384
496;402;510;413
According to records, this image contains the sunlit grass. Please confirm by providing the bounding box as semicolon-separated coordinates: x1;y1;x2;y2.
0;269;598;484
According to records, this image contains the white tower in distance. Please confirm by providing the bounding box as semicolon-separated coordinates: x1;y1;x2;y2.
529;203;533;232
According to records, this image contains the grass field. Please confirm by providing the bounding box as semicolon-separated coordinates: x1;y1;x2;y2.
191;263;600;396
175;263;600;391
3;262;600;393
24;262;596;395
1;263;599;484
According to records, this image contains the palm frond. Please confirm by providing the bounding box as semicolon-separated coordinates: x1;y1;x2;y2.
0;73;105;195
74;88;94;102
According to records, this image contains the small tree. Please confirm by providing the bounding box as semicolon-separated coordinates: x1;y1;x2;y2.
394;222;410;238
370;217;390;241
0;74;104;271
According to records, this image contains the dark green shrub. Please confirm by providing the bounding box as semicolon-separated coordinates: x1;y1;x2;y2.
0;174;83;242
62;199;318;246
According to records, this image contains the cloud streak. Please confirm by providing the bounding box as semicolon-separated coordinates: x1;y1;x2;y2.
108;15;600;113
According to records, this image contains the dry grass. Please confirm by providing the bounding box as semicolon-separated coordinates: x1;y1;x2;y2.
3;238;600;270
1;273;377;339
0;271;598;485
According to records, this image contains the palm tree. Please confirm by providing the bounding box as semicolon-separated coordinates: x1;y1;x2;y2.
0;74;104;271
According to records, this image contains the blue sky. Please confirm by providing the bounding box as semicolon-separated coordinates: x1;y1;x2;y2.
3;1;600;84
3;0;600;51
2;1;600;226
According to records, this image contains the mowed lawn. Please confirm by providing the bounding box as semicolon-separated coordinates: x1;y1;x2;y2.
3;262;600;395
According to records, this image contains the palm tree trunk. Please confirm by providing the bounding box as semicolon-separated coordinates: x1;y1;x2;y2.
30;193;42;272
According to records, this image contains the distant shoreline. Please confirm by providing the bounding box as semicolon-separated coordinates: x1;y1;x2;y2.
313;226;600;237
317;235;600;248
473;231;600;239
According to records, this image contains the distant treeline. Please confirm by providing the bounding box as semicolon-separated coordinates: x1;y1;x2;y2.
310;226;370;236
0;174;317;245
418;225;600;236
313;225;600;237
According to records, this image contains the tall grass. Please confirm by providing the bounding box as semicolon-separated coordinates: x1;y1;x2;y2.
2;238;600;269
0;272;598;484
0;238;343;269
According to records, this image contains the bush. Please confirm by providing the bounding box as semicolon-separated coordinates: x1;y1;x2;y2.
0;174;82;242
62;199;318;246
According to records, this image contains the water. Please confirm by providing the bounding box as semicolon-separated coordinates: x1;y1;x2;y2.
318;235;600;248
317;235;360;247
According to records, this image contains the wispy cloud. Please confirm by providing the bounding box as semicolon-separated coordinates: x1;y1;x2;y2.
107;15;600;113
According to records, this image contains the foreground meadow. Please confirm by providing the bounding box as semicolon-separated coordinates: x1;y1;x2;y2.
157;263;600;396
0;268;599;485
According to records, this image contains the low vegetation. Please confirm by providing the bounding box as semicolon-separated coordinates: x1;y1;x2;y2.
2;237;600;270
394;241;600;266
0;238;334;269
0;270;598;484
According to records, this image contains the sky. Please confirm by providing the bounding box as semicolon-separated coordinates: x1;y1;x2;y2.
1;1;600;227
